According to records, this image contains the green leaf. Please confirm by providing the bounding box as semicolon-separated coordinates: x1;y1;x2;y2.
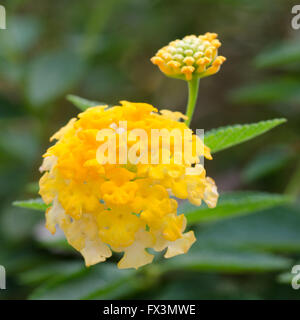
0;15;42;58
204;118;286;153
1;205;42;241
196;205;300;253
277;271;294;285
13;198;48;212
26;50;85;106
229;79;300;105
154;274;258;299
162;246;291;273
183;192;292;224
255;41;300;68
242;146;292;183
0;249;47;275
66;94;106;111
19;261;84;285
29;263;137;300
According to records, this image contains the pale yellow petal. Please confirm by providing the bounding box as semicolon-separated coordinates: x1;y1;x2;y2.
164;231;196;258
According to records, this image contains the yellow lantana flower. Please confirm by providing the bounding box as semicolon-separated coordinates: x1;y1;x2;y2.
151;33;226;81
39;101;218;269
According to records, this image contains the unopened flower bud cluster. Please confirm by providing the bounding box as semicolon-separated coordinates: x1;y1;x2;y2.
151;33;226;81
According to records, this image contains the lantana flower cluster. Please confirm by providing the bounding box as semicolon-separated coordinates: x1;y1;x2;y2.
39;101;218;269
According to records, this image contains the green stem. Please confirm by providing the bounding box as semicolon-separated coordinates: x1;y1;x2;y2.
185;78;200;127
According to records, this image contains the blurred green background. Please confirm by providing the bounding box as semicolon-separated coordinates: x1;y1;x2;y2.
0;0;300;299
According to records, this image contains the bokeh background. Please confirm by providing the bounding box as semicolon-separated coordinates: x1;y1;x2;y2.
0;0;300;299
